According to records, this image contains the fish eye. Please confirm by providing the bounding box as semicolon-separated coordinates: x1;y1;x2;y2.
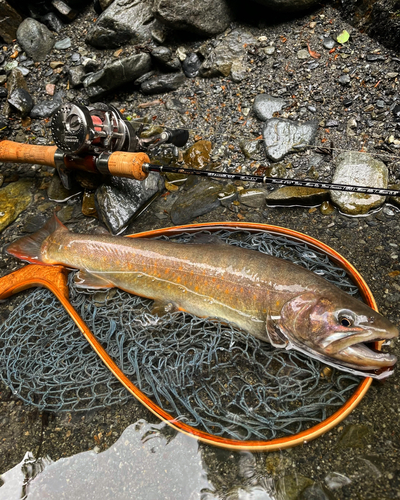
340;316;352;327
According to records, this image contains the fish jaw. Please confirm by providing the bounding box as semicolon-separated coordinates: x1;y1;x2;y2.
279;291;399;373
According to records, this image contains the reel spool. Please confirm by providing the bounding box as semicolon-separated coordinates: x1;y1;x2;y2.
51;102;138;155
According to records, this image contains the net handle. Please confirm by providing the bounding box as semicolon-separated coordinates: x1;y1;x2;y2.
0;222;375;451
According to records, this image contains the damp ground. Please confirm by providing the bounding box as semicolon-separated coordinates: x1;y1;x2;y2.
0;2;400;499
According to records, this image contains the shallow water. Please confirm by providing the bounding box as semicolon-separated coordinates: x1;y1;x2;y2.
0;419;278;500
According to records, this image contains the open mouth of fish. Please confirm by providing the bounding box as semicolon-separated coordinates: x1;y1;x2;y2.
288;330;398;380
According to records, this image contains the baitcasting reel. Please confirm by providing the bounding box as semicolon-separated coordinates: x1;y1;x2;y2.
51;102;189;156
49;102;189;189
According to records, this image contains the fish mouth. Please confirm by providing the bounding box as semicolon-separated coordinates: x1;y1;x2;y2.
320;325;398;370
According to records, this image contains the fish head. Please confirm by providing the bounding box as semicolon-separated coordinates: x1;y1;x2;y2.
278;290;398;374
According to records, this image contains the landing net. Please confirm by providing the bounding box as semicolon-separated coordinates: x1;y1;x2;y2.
0;229;361;441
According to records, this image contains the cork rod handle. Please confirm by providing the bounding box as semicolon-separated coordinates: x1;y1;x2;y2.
0;140;58;167
107;151;150;181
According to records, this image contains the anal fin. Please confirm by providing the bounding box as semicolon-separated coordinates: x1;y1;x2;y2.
151;300;178;317
74;270;114;289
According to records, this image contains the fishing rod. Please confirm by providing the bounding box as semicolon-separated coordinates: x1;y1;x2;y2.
0;100;399;197
143;163;400;197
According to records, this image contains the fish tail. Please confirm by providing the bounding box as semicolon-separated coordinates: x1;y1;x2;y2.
6;214;68;264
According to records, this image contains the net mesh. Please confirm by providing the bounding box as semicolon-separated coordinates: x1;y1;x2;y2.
0;229;362;441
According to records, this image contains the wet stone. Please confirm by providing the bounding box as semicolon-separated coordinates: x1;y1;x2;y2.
3;68;29;117
47;175;82;202
182;53;201;78
57;204;75;223
324;472;351;490
239;138;259;159
339;74;351;85
30;91;64;119
219;184;237;207
183;140;212;169
55;37;71;50
0;0;22;43
335;423;373;449
16;18;55;62
21;214;47;233
84;53;152;100
68;65;86;88
262;118;318;161
323;37;336;50
253;94;287;121
200;29;256;79
297;49;309;59
264;46;275;55
95;173;162;234
170;179;222;225
265;186;329;205
165;97;186;114
0;179;33;232
388;183;400;207
320;200;336;215
141;73;185;95
8;88;34;117
330;152;388;215
275;474;314;500
81;191;98;218
238;188;267;207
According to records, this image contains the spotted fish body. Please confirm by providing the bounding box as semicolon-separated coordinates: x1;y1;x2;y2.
6;215;398;377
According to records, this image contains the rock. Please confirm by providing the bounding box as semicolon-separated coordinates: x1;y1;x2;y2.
238;188;267;207
322;36;336;50
330;152;388;215
388;183;400;207
239;138;259;159
320;200;336;215
183;140;212;169
54;37;71;50
262;118;318;162
30;91;64;118
182;53;201;78
67;65;86;87
84;53;152;100
275;474;314;500
82;191;98;218
0;179;33;232
200;29;256;79
165;97;186;114
151;46;181;71
95;173;162;234
253;94;287;121
218;184;237;207
99;0;114;10
339;74;351;85
297;49;309;59
153;0;232;36
141;72;185;95
16;18;55;62
8;88;34;117
324;472;352;490
41;12;65;33
170;179;222;225
21;214;47;233
86;0;159;49
2;68;29;117
0;0;23;43
250;0;318;11
265;186;329;205
335;423;373;449
47;174;82;202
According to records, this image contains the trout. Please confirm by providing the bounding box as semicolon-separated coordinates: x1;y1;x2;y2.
6;215;398;378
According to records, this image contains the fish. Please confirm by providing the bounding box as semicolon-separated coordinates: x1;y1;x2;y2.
6;215;398;379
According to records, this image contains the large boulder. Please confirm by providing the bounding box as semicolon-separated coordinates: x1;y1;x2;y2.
152;0;232;36
87;0;160;49
249;0;319;12
0;0;22;43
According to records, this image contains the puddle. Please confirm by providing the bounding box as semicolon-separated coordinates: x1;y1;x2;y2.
0;419;282;500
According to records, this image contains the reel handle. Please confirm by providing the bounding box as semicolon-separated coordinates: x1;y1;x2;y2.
0;140;57;167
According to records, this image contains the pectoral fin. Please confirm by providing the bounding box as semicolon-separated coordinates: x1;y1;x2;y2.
74;270;114;289
265;313;289;348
